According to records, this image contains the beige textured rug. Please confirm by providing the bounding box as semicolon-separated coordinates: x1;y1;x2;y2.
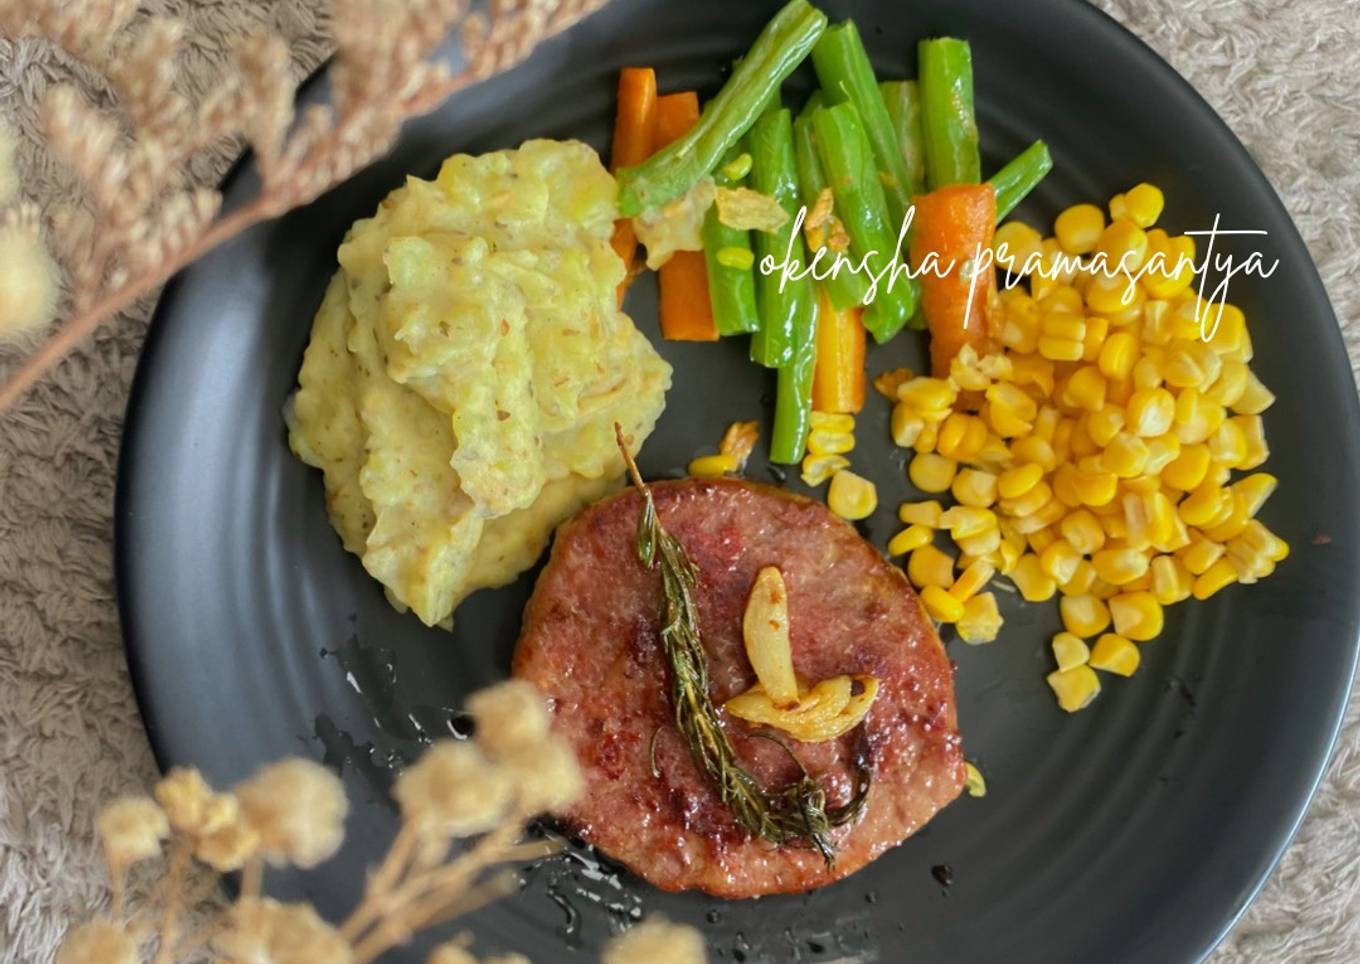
1;2;1357;961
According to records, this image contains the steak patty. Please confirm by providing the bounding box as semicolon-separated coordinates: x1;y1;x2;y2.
512;479;965;897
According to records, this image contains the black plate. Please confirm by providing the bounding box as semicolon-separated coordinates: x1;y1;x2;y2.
116;1;1360;960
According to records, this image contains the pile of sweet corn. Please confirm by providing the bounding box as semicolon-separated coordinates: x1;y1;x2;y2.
885;182;1287;713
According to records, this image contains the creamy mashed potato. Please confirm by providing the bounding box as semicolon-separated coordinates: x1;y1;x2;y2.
289;140;671;627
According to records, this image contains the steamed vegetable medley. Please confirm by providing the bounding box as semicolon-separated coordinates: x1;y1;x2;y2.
610;0;1284;712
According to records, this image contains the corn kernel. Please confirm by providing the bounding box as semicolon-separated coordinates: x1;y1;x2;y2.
1123;387;1174;438
1047;665;1101;712
1085;407;1124;448
950;559;996;601
1208;419;1247;468
940;506;998;540
1233;473;1278;517
1082;315;1110;362
957;592;1004;644
1109;591;1163;641
914;421;939;454
1060;593;1112;638
801;453;850;487
1177;480;1225;527
1038;335;1085;362
1123;183;1164;228
1064;365;1108;412
994;221;1044;275
899;376;957;413
1201;492;1251;543
995;464;1041;503
1052;632;1091;671
1055;203;1105;255
937;413;988;461
1010;553;1057;602
827;470;877;520
1061;509;1106;554
1161;443;1210;491
909;452;957;493
1234;415;1269;470
957;526;1003;557
1015;497;1066;533
952;468;999;508
1096;331;1137;382
1092;547;1150;585
887;525;933;557
1142;233;1196;300
1074;467;1119;506
908;544;956;589
1233;368;1275;415
1040;285;1086;316
1028;527;1057;555
1192;557;1239;599
1132;355;1164;391
1089;633;1141;676
1036;539;1079;585
810;411;855;433
921;584;965;622
1096;219;1149;273
1142;433;1182;475
899;500;943;527
1085;272;1142;317
1150;554;1194;605
891;402;925;448
688;453;735;478
1206;359;1248;407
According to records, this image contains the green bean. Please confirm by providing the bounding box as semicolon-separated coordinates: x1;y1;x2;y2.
702;144;761;336
615;0;827;217
812;103;920;340
770;299;818;464
810;20;912;227
918;38;980;189
792;103;870;312
988;140;1053;223
749;108;815;369
880;80;926;196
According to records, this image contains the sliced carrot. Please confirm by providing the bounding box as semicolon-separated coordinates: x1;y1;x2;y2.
611;68;658;304
653;90;717;341
909;183;998;376
652;91;701;149
812;287;866;413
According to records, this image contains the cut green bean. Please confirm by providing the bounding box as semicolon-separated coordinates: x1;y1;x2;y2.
615;0;827;217
792;104;871;312
812;103;920;340
811;20;912;227
703;143;760;336
918;38;980;189
749;108;815;369
880;80;926;196
988;140;1053;222
770;298;818;464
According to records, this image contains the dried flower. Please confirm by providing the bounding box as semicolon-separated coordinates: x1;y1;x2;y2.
95;796;168;866
194;811;261;872
55;919;138;964
393;741;513;838
602;917;708;964
467;679;551;759
154;766;238;836
427;944;478;964
499;733;584;816
0;220;60;336
235;759;348;869
214;898;353;964
0;118;17;206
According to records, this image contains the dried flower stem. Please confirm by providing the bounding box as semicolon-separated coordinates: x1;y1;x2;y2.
152;838;191;964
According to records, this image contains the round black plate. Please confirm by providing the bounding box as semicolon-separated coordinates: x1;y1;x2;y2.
116;1;1360;961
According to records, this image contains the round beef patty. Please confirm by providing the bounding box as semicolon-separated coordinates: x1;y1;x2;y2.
513;478;965;897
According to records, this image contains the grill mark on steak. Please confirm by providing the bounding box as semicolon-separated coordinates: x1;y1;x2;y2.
513;478;965;897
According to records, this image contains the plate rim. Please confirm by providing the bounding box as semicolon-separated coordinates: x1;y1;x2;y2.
112;2;1360;960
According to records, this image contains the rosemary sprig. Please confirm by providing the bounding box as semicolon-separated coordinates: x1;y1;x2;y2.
614;427;870;865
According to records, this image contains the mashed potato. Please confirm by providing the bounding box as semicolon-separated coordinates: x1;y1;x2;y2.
289;140;671;627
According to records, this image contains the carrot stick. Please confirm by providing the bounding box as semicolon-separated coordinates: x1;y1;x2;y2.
654;91;718;341
811;287;866;413
611;68;658;303
909;183;997;376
